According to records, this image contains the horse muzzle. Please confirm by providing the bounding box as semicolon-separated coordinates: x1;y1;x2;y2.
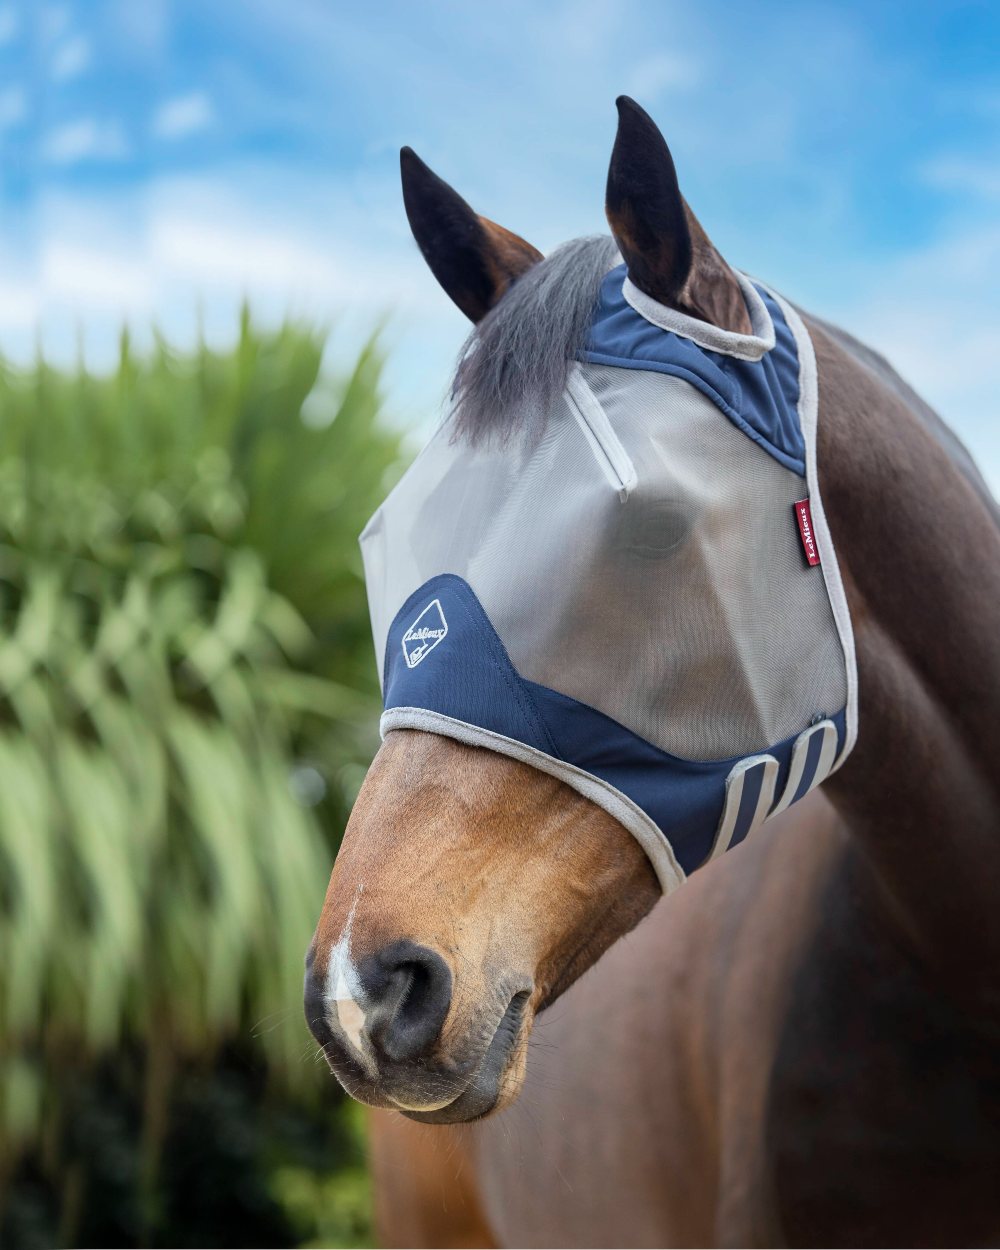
304;939;532;1122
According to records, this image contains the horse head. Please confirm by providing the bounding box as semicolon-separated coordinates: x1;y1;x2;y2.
304;98;857;1121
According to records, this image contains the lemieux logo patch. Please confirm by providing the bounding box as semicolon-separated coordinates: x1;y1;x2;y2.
793;498;821;567
402;599;449;668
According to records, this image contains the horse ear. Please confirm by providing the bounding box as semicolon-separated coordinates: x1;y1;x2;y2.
606;97;751;333
606;96;693;306
400;147;543;323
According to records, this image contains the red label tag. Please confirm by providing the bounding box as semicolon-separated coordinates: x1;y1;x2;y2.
793;499;821;566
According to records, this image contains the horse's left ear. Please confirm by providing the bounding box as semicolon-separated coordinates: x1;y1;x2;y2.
606;97;751;333
400;147;543;323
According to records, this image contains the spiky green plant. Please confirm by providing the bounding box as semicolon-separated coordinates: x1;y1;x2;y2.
0;314;405;1233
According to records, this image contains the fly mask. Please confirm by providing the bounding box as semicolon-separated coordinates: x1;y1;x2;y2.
360;262;857;891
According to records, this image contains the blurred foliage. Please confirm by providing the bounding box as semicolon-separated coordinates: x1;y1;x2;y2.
0;313;407;1247
271;1103;372;1249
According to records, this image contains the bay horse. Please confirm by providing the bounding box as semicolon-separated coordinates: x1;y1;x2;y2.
306;98;1000;1246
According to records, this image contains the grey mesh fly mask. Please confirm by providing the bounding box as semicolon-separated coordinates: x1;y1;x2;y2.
360;261;857;891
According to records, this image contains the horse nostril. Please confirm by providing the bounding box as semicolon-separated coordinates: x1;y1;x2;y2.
362;939;452;1063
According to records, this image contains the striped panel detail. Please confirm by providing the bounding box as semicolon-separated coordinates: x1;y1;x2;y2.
769;719;840;818
710;755;779;859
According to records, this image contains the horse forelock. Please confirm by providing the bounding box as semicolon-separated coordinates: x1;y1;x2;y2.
450;234;620;443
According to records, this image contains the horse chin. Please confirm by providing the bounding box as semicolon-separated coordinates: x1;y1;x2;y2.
399;991;531;1125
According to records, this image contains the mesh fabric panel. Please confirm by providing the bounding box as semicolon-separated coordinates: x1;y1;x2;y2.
362;363;846;761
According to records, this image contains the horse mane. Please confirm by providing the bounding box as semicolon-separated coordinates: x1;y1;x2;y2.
450;234;620;443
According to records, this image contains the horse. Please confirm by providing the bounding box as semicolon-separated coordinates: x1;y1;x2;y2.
305;98;1000;1246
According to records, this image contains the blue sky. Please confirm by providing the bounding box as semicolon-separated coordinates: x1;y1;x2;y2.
0;0;998;483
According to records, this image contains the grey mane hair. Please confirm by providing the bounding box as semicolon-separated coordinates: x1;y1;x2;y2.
449;234;620;443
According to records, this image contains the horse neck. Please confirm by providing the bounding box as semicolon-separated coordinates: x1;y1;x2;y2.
811;320;1000;990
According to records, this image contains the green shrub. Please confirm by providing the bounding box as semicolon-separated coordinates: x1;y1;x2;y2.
0;314;407;1247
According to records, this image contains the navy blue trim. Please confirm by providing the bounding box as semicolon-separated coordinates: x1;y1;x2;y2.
578;265;806;477
383;576;846;876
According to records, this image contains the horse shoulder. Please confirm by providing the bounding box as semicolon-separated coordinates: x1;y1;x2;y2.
766;851;1000;1247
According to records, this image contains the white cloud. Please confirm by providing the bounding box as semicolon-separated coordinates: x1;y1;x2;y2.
0;87;26;131
152;214;341;292
0;172;459;431
41;241;151;311
40;118;130;164
153;92;214;140
0;276;40;331
51;35;91;81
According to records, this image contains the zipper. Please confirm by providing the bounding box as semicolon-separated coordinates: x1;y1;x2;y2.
565;363;637;501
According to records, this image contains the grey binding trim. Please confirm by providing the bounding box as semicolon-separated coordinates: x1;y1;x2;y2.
710;754;779;859
622;270;776;361
380;706;686;894
768;719;839;818
760;284;859;772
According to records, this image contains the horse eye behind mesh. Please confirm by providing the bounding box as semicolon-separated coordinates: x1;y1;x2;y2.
618;500;693;562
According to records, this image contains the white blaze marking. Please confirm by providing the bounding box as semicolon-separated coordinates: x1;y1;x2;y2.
324;887;373;1067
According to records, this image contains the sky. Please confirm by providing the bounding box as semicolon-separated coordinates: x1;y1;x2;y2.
0;0;997;484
